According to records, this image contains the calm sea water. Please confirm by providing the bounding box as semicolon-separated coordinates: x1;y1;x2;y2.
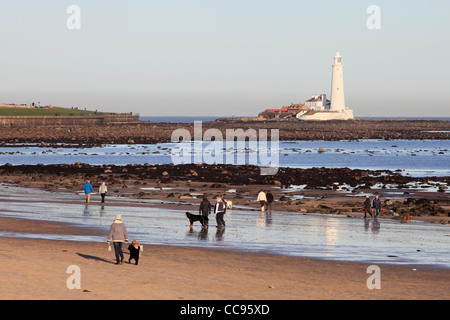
0;185;449;267
1;140;449;177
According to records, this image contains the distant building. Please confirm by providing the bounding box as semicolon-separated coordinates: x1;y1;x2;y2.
304;94;330;111
259;103;308;119
297;52;354;121
258;52;354;121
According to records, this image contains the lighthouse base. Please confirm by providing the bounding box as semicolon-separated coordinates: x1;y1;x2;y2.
296;108;354;121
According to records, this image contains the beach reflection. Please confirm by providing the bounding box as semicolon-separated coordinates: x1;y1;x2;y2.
215;227;225;241
257;212;273;229
364;218;381;235
99;206;106;217
325;218;340;246
198;227;208;240
83;204;91;216
371;218;381;235
186;227;209;241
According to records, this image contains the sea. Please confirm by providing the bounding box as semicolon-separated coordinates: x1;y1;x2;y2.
1;139;449;177
0;116;449;267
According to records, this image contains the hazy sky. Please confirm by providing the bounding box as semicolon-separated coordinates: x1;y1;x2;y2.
1;1;449;117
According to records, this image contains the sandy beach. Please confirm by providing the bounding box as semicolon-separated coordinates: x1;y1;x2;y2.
1;216;449;300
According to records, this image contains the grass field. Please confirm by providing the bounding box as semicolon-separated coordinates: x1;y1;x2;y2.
0;106;110;116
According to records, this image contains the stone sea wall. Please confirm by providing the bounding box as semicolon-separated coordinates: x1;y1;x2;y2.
0;115;140;127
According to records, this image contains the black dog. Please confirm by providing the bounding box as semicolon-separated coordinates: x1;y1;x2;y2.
186;212;208;228
128;240;142;265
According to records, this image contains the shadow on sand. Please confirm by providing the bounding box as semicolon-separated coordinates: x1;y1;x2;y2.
76;253;115;264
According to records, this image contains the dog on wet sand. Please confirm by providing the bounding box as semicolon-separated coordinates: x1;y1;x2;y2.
401;214;413;223
185;212;208;228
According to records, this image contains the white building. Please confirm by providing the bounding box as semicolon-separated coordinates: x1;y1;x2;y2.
304;94;330;111
330;52;346;111
297;52;354;121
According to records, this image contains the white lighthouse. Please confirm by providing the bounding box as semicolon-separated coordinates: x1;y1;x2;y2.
330;52;345;111
297;52;354;121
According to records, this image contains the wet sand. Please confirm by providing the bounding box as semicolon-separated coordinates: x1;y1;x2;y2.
1;216;449;300
1;164;449;224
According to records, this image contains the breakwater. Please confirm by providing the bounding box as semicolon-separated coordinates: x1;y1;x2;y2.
0;114;140;127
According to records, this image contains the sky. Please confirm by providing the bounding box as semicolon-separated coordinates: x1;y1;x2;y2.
0;0;449;117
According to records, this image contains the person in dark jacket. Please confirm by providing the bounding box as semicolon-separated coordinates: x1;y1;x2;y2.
363;195;372;218
199;197;211;217
372;194;381;218
266;191;274;212
214;195;227;228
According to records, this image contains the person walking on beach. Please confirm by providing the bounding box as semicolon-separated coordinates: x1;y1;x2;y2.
257;190;267;213
266;191;274;213
83;180;94;204
107;214;128;265
372;194;381;218
214;195;227;228
363;195;372;218
199;196;211;217
99;181;107;203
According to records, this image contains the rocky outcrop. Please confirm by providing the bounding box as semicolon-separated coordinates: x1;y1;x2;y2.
1;163;448;191
0;120;449;147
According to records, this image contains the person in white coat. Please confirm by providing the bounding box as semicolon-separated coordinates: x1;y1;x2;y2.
99;182;107;203
257;190;267;213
